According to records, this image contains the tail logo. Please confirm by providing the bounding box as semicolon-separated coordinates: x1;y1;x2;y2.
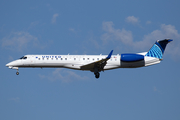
145;44;163;59
145;39;172;59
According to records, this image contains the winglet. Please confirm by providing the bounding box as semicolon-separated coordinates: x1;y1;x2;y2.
106;50;113;59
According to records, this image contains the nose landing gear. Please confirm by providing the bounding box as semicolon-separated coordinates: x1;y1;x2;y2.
16;69;19;75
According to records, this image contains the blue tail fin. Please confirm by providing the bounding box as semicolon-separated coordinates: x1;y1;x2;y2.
145;39;173;59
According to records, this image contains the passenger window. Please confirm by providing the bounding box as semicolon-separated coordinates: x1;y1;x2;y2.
65;58;67;60
38;58;40;60
47;58;49;60
83;58;85;60
56;58;58;60
74;58;76;60
97;58;99;60
61;58;63;60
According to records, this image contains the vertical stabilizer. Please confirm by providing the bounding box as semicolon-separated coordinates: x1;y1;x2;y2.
145;39;173;59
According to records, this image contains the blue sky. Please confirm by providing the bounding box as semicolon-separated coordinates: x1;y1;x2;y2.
0;0;180;120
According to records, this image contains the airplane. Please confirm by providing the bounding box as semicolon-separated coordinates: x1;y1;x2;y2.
6;39;172;78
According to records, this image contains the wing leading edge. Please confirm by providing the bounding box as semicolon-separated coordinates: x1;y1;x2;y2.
80;50;113;72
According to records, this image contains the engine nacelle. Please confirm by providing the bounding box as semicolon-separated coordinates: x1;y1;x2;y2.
121;54;144;62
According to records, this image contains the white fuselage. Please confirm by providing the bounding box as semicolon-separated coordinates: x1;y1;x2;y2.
6;53;161;71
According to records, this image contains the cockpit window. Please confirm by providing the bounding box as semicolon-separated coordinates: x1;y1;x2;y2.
20;56;27;59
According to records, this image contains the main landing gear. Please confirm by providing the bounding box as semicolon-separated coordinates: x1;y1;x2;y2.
94;72;100;79
94;67;100;79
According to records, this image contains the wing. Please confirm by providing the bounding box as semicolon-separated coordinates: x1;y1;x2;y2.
80;50;113;72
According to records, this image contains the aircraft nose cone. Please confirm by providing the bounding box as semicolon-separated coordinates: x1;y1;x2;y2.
6;63;10;67
6;61;14;67
5;60;21;68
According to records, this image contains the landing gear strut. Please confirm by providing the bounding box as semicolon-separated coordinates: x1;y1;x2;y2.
94;72;100;79
16;69;19;75
94;67;100;79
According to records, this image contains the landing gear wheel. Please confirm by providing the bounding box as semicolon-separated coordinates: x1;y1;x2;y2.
95;72;100;79
16;72;19;75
